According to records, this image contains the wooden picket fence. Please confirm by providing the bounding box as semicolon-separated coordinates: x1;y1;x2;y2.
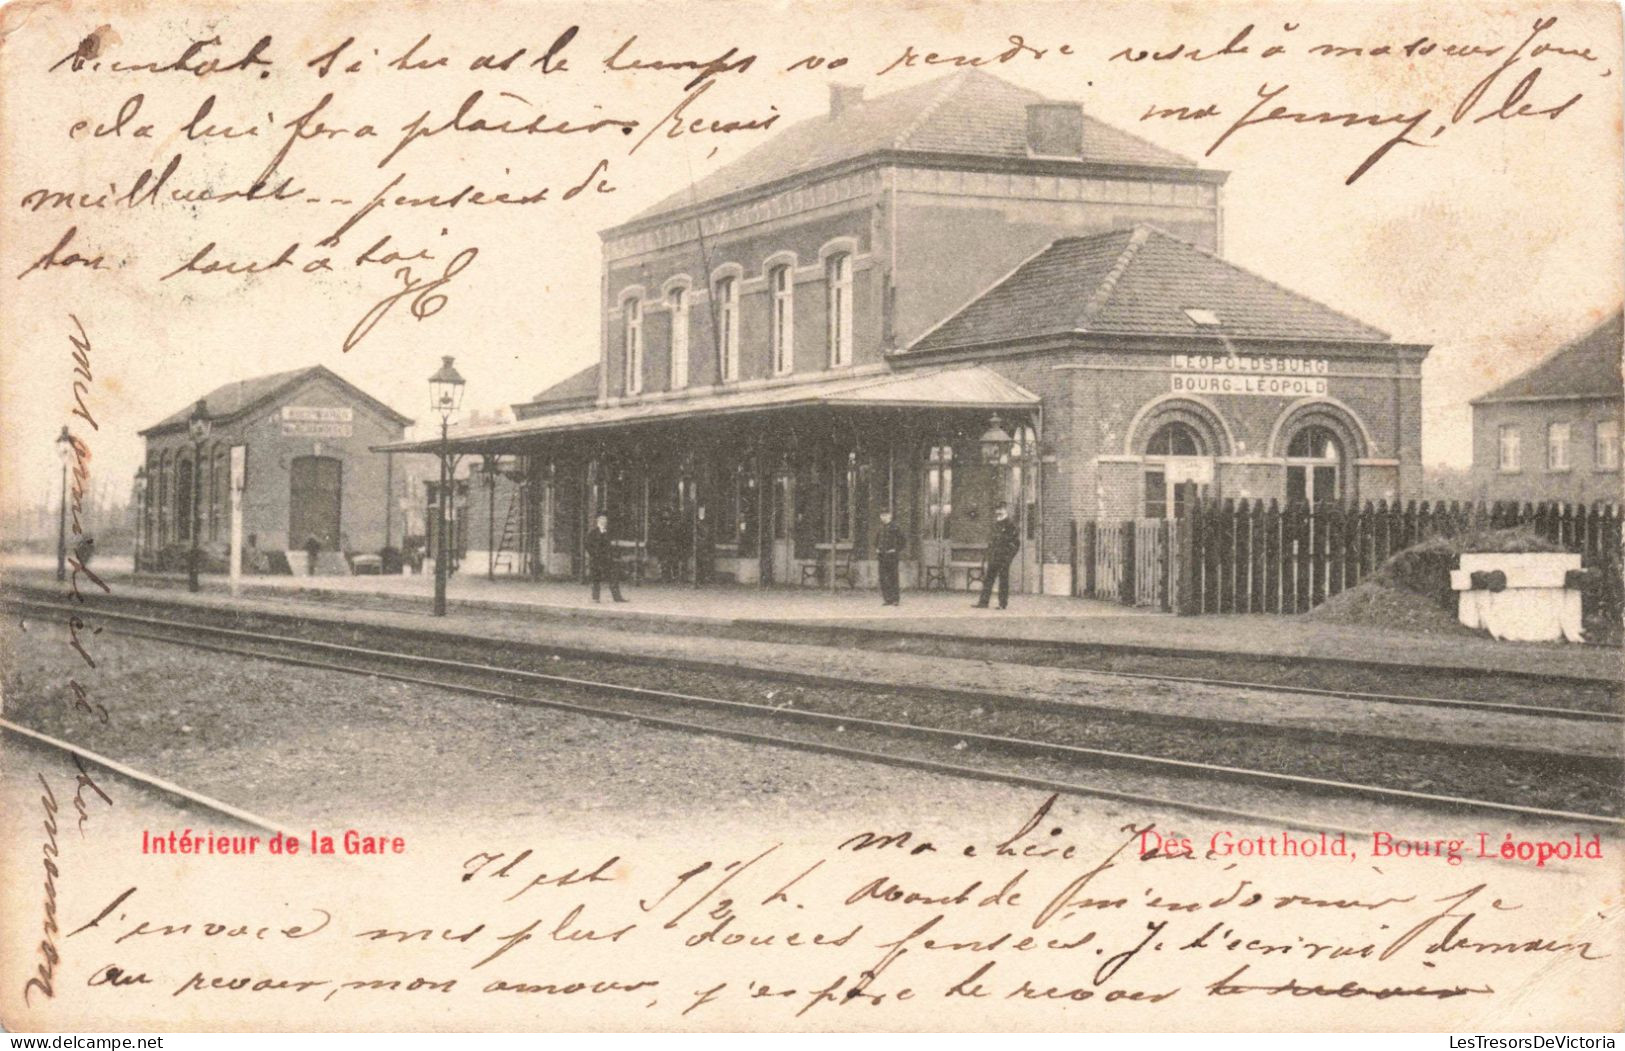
1074;500;1621;617
1074;518;1181;611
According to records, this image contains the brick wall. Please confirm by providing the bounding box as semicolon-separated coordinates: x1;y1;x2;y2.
893;191;1217;349
144;375;407;556
1471;398;1623;505
603;205;879;395
599;164;1223;401
971;341;1424;523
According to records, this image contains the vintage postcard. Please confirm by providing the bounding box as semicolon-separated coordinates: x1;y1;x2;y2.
1;0;1622;1034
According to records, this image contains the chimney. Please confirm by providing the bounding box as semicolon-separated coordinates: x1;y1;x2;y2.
1026;102;1084;158
829;84;864;119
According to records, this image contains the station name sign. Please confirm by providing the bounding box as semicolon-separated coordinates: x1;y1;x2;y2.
1169;354;1329;397
281;405;354;437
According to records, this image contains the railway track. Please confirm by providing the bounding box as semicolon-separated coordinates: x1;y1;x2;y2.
6;596;1620;829
7;586;1620;725
56;573;1619;709
1;717;284;832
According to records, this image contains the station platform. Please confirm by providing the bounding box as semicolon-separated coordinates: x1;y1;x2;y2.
4;553;1618;682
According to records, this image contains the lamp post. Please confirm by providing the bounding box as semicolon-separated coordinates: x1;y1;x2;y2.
55;426;73;581
186;399;211;593
979;414;1014;496
428;356;466;616
133;467;148;573
981;413;1031;590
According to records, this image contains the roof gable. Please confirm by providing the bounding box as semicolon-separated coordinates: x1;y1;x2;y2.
140;365;412;436
910;225;1391;352
1472;311;1624;404
529;364;600;406
621;70;1202;225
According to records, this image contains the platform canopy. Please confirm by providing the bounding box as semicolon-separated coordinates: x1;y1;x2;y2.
375;363;1039;455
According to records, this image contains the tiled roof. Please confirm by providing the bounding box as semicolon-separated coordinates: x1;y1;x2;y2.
140;365;412;436
623;70;1200;224
1472;311;1623;404
910;225;1391;352
379;364;1037;453
525;364;600;407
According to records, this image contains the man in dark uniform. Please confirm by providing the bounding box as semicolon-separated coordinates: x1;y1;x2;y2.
585;512;628;602
875;509;904;606
974;503;1020;609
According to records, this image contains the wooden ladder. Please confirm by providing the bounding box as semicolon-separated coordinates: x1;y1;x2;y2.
492;490;522;575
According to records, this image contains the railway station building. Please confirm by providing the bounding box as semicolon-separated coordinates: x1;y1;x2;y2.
382;69;1427;596
138;366;413;572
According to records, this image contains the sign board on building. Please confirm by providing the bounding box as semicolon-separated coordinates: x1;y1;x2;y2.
1170;354;1330;397
281;406;354;437
1166;458;1214;485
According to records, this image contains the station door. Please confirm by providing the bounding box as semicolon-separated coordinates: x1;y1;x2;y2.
290;456;343;551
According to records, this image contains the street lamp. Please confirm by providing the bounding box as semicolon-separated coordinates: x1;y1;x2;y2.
978;414;1013;466
428;356;465;616
55;426;74;581
186;399;211;593
133;466;148;573
980;413;1017;507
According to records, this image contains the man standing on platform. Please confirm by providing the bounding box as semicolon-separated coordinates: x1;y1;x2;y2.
974;503;1020;610
586;512;628;603
875;509;904;606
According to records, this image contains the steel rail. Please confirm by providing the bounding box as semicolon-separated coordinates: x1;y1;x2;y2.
63;612;1625;829
8;594;1620;726
1;718;288;833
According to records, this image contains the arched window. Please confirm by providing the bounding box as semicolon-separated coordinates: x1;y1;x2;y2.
1146;421;1202;457
924;442;954;523
204;448;217;540
1143;421;1206;519
622;297;643;395
174;454;194;542
826;253;852;368
155;453;169;543
1287;425;1341;460
144;456;159;551
770;264;794;376
1286;425;1343;504
212;447;228;540
716;277;739;382
668;287;689;390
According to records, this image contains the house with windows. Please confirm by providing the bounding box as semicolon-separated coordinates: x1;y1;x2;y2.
1470;310;1622;506
382;69;1427;596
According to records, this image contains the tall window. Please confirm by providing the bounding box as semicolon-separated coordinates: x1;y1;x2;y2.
925;444;954;519
622;297;643;395
833;450;867;544
1143;421;1203;518
770;264;794;376
826;253;852;368
175;456;194;542
1547;421;1570;470
210;447;226;540
155;454;169;542
1285;425;1343;504
668;287;689;390
716;277;739;382
1498;424;1521;472
1597;419;1620;470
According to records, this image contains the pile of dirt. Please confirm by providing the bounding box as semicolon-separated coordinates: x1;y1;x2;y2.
1305;527;1564;637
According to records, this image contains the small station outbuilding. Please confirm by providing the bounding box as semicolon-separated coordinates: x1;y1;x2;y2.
137;366;413;571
